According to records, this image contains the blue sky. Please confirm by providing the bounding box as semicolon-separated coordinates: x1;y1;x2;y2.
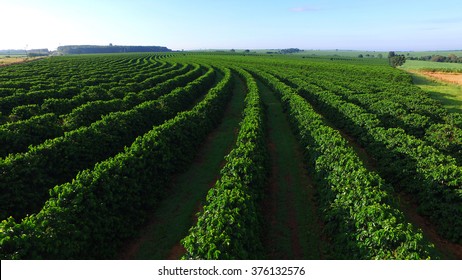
1;0;461;51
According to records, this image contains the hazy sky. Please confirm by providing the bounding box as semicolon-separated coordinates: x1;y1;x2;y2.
1;0;461;51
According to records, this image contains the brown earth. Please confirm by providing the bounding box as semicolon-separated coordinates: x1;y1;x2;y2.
398;192;462;260
420;71;462;86
262;140;304;259
0;57;44;67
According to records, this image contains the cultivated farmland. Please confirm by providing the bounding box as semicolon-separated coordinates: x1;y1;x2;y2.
0;53;461;260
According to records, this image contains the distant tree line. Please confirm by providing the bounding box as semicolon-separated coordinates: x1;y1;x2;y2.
57;45;172;55
0;49;49;57
357;54;383;58
0;50;27;55
266;48;303;54
279;48;303;54
27;49;49;57
407;54;462;63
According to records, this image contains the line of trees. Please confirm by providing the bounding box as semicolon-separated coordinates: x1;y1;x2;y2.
265;48;303;54
408;54;462;63
57;45;171;55
27;49;49;57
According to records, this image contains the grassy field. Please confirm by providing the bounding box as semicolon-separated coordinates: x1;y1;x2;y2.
0;54;27;59
397;57;462;113
398;57;462;112
410;72;462;113
401;60;462;72
0;55;39;66
0;57;27;65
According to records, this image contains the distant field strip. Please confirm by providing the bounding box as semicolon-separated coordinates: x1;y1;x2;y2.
401;60;462;72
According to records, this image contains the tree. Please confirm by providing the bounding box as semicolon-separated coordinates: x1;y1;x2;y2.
431;55;445;62
448;54;458;63
388;51;406;67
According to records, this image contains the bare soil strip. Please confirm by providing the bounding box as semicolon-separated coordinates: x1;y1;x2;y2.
398;192;462;259
0;57;45;67
420;71;462;86
257;79;325;259
119;74;246;259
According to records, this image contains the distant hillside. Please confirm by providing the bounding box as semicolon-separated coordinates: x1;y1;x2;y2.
57;45;172;54
0;49;49;57
0;50;27;55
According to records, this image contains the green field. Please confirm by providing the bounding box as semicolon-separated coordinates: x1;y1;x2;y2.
401;60;462;72
0;55;26;58
0;53;461;260
399;59;462;114
409;72;462;113
251;49;462;59
255;49;389;58
400;50;462;57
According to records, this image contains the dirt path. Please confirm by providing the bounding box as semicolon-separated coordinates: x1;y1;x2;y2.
119;73;246;259
257;79;325;259
398;192;462;259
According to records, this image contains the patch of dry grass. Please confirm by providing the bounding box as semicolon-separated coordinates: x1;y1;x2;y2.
0;56;44;67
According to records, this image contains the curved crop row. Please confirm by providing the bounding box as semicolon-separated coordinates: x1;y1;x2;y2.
254;69;436;259
296;69;462;163
0;57;168;117
0;64;205;157
0;113;63;158
1;53;459;260
61;63;204;130
0;65;216;221
182;68;267;260
0;67;234;260
266;68;462;243
0;54;161;87
38;63;189;116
